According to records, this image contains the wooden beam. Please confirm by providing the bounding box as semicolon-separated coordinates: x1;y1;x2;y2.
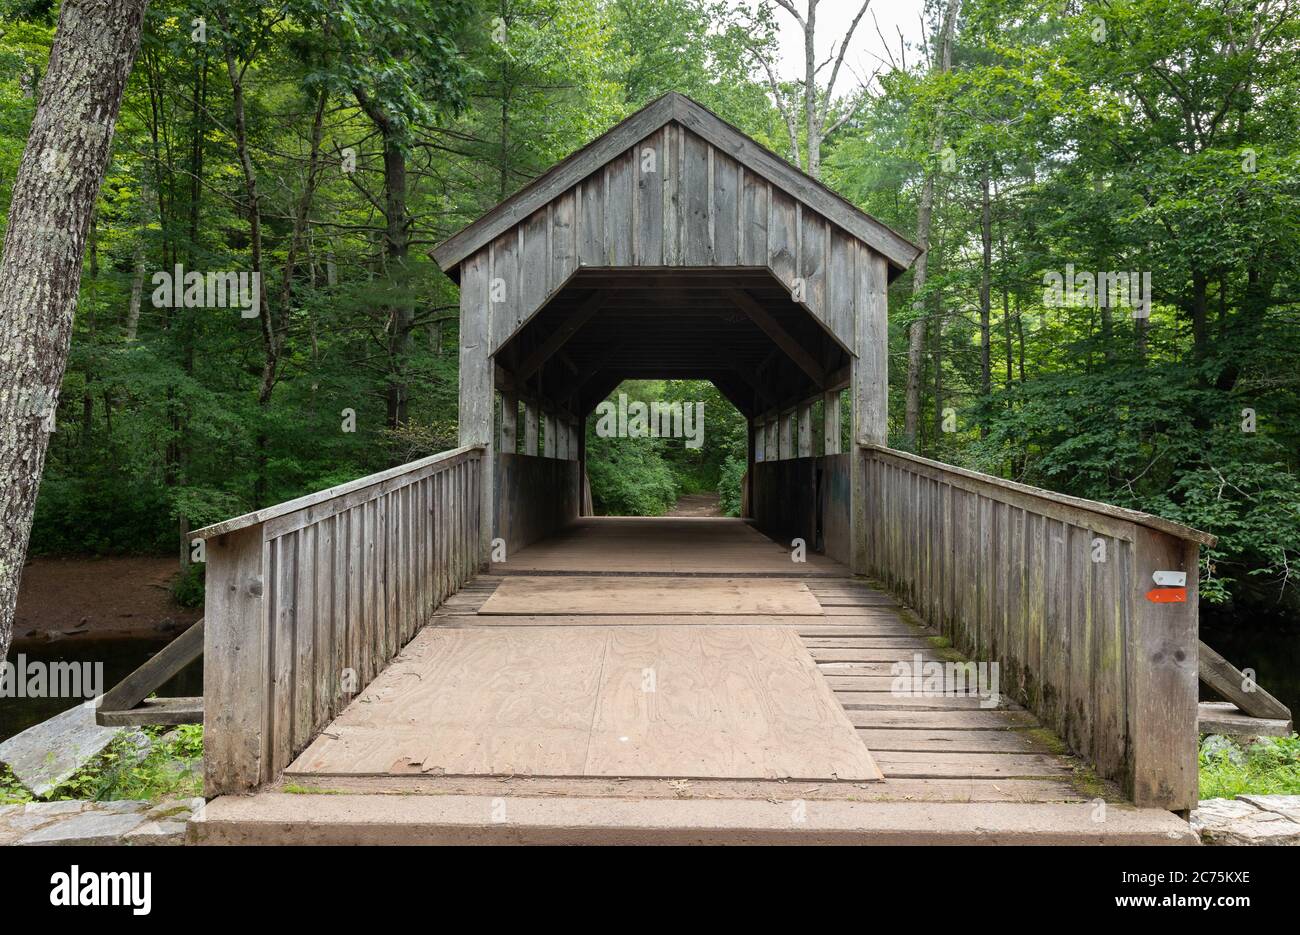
523;401;539;455
515;290;606;382
98;697;203;727
499;392;518;454
824;389;842;454
543;410;557;458
798;401;813;457
97;619;204;719
725;288;825;386
1200;640;1291;720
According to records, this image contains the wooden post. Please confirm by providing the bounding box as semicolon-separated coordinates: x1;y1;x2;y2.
524;400;539;456
752;420;764;463
746;421;756;517
765;418;779;461
851;248;889;573
779;409;795;459
578;414;588;514
458;251;493;564
543;410;557;458
1127;529;1200;810
499;392;517;454
204;524;267;795
824;389;841;454
797;401;813;457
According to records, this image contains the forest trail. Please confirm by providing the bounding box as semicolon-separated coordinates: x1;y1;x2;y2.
666;493;723;516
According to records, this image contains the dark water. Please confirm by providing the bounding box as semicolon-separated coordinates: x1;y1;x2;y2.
1199;605;1300;719
0;639;202;743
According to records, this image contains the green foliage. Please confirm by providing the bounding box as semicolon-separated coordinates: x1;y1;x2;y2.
171;562;205;608
717;454;745;517
584;380;746;516
0;0;1293;627
0;724;204;805
1200;733;1300;799
585;431;679;516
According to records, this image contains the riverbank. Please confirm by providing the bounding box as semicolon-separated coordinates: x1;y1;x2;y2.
12;556;199;646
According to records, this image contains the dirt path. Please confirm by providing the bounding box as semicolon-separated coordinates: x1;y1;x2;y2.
12;556;200;646
666;493;723;517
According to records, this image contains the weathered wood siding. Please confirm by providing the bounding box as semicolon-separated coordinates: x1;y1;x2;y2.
475;121;876;357
858;444;1203;810
751;453;849;565
200;447;483;795
494;452;581;555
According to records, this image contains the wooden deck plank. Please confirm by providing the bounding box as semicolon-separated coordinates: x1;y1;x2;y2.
855;729;1055;754
478;575;823;616
871;751;1074;779
282;516;1088;805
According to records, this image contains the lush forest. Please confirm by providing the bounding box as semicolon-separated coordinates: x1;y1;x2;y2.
0;0;1296;621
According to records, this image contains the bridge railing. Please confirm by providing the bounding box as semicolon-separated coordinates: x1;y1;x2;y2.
857;443;1215;811
193;445;484;796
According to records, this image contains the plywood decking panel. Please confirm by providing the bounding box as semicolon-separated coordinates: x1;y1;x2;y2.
289;625;881;782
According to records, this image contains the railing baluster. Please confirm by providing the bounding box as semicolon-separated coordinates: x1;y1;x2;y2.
857;442;1209;811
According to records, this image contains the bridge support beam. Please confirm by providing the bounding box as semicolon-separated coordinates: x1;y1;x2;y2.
458;252;494;566
851;249;889;574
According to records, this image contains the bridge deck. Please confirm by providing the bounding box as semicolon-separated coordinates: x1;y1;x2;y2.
285;519;1090;801
195;519;1199;843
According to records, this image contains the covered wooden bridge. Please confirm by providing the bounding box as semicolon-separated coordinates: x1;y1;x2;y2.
183;94;1215;844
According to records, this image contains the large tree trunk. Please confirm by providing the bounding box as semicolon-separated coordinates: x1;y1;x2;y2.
0;0;148;666
355;88;413;430
902;0;960;450
979;170;993;407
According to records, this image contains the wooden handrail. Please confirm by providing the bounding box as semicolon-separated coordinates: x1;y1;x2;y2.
192;444;484;540
856;443;1204;811
858;442;1216;546
202;447;485;795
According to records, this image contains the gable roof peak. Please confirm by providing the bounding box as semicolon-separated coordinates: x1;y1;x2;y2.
431;91;920;278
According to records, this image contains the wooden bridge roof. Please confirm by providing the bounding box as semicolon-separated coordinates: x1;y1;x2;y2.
437;93;919;420
432;92;922;279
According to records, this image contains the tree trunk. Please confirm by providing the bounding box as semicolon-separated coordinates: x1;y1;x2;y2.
902;0;960;450
0;0;148;666
355;87;413;430
979;170;992;422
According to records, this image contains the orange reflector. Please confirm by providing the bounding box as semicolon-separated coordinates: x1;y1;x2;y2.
1145;587;1187;603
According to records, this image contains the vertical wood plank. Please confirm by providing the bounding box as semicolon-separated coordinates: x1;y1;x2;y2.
550;189;577;285
499;393;517;454
712;148;739;265
543;410;556;458
768;188;797;287
682;131;711;264
635;129;664;265
823;389;841;454
271;531;296;775
604;149;634;265
1128;529;1199;809
203;524;266;795
797;401;812;457
578;172;604;267
740;174;768;266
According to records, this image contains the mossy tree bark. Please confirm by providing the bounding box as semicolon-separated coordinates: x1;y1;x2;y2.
0;0;149;665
